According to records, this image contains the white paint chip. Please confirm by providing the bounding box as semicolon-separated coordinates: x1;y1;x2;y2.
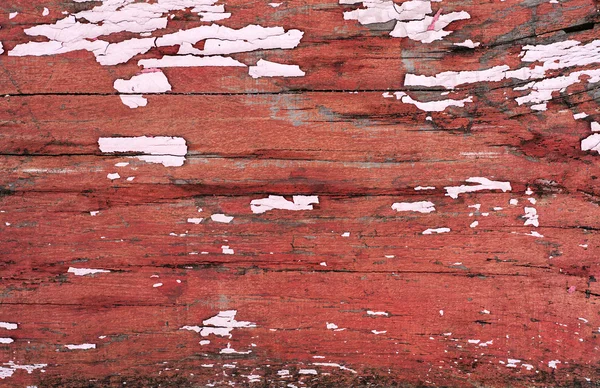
98;136;187;167
391;201;435;213
187;218;204;224
211;214;234;223
251;195;319;214
68;267;110;276
444;177;511;199
65;344;96;350
0;323;17;330
107;173;120;180
180;310;256;338
422;227;450;234
249;59;305;78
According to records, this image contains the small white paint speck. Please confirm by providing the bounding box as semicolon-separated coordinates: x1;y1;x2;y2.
319;262;327;266
107;173;120;180
221;245;234;254
153;283;163;288
187;218;203;224
341;232;350;237
371;330;387;335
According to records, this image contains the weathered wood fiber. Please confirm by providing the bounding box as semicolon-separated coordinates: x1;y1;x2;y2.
1;0;600;386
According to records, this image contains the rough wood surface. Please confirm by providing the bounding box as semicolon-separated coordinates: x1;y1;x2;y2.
1;0;600;386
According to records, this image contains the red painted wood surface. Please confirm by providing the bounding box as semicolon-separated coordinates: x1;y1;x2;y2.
1;0;600;386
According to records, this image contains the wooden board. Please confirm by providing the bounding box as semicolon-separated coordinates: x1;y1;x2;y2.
1;0;600;386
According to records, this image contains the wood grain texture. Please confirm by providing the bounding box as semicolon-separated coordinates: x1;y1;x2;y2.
1;0;600;386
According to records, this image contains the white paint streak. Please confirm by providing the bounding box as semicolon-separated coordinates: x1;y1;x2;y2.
0;323;17;330
68;267;110;276
65;343;96;350
422;227;450;234
98;136;187;167
250;195;319;214
444;177;511;199
249;59;305;78
391;201;435;213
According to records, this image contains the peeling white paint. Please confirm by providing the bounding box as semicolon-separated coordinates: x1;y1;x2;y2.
65;343;96;350
0;323;17;330
523;207;539;227
548;360;561;369
414;186;435;191
249;59;305;78
371;330;387;334
251;195;319;214
220;343;252;354
390;11;470;43
187;218;204;224
422;227;450;234
299;369;318;375
119;95;148;109
68;267;110;276
98;136;187;167
454;39;480;48
444;177;511;199
367;311;389;317
107;173;120;180
0;361;47;380
180;310;256;338
211;214;234;223
0;338;14;344
391;201;435;213
313;363;357;374
221;245;234;254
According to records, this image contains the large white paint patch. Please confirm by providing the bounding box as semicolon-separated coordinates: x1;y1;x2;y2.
98;136;188;167
0;361;47;379
251;195;319;214
9;0;306;107
180;310;256;338
444;177;512;199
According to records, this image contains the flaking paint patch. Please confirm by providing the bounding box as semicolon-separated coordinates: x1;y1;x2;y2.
249;59;305;78
251;195;319;214
98;136;187;167
0;323;17;330
391;201;435;213
444;177;511;199
68;267;110;276
0;361;47;380
180;310;256;338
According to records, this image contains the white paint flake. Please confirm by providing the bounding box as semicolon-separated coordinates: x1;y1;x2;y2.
548;360;561;369
422;227;450;234
371;330;387;334
269;2;283;7
383;91;473;112
0;338;14;344
200;340;210;345
523;207;539;227
390;11;471;43
299;369;318;375
414;186;435;191
139;55;246;68
180;310;256;338
341;232;350;237
470;221;479;228
367;311;389;317
454;39;480;48
187;218;204;224
0;323;17;330
220;343;252;354
221;245;234;254
119;95;148;109
107;173;120;180
250;195;319;214
0;361;47;380
249;59;305;78
68;267;110;276
444;177;511;199
392;201;435;213
9;2;305;107
65;343;96;350
8;12;18;19
326;322;338;330
211;214;234;223
152;283;163;288
313;363;357;374
574;112;588;119
42;8;50;16
98;136;188;167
